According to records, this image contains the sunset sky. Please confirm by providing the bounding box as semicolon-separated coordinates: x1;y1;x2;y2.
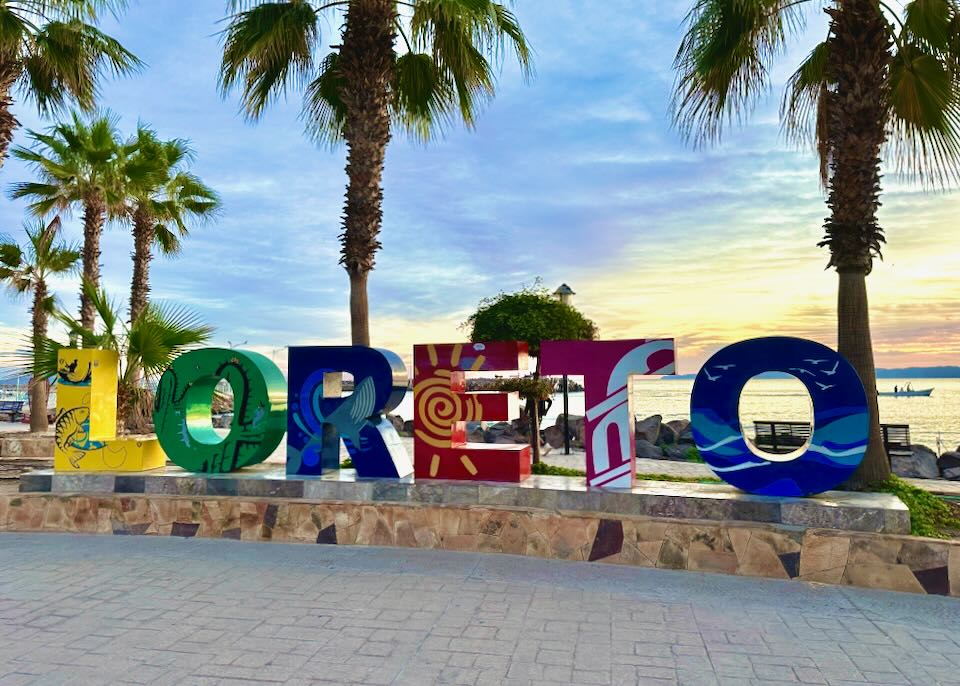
0;0;957;374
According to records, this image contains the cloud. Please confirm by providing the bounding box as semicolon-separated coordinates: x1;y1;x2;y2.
0;0;953;377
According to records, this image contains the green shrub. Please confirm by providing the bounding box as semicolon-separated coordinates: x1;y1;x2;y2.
531;462;585;477
870;476;960;539
685;447;704;463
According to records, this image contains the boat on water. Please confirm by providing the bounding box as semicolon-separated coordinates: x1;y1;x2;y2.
878;387;934;397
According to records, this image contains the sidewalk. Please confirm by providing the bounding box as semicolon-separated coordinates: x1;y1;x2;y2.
1;534;958;685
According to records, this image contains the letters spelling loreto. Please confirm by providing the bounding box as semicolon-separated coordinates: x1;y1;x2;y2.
54;337;870;497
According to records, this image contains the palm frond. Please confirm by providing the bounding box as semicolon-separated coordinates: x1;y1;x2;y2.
301;51;347;146
127;301;213;378
20;19;140;115
886;40;960;186
672;0;810;145
219;0;320;119
392;51;455;141
782;40;831;184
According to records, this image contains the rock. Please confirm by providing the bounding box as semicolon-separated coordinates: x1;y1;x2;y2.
467;428;485;444
891;444;940;480
484;422;523;444
667;419;693;444
543;425;565;449
662;445;692;462
387;414;404;433
659;423;678;445
938;451;960;480
635;415;662;444
635;439;664;459
401;420;414;437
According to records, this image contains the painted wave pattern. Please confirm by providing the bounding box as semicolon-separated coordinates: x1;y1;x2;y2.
692;406;868;496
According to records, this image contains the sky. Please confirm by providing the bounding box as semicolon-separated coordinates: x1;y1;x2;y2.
0;0;957;375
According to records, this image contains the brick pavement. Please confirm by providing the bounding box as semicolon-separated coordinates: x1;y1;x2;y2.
0;534;959;685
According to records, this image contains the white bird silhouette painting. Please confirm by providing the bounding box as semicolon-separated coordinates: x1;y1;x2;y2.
822;360;840;376
789;368;815;377
714;364;736;370
704;370;722;382
815;382;835;391
804;359;827;365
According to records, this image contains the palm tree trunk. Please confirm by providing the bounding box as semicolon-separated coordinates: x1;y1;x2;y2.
129;204;154;323
337;0;395;346
29;281;49;433
823;0;891;488
80;194;106;330
0;60;19;169
530;359;542;464
348;269;370;346
838;271;888;485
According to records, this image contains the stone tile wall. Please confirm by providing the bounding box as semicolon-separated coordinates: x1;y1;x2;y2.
0;493;956;597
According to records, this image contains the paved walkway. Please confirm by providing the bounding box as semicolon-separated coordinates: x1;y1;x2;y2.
1;535;959;685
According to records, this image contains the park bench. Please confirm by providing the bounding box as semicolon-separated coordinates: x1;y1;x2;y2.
0;400;25;421
880;424;912;460
753;421;812;454
754;420;911;464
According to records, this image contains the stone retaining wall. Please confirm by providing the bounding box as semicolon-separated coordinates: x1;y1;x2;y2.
0;433;54;458
1;493;956;597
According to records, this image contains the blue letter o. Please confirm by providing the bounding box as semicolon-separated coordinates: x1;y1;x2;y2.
690;337;869;496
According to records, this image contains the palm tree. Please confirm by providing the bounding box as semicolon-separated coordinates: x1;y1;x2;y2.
0;0;140;167
10;112;125;331
122;127;221;323
673;0;960;487
29;279;214;433
0;216;80;432
219;0;532;346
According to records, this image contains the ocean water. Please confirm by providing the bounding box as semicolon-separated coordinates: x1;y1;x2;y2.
394;378;960;453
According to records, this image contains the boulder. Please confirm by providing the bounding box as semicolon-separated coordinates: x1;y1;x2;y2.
543;425;566;449
938;451;960;480
659;423;678;445
484;422;523;444
667;419;694;444
400;420;414;437
635;414;663;444
555;414;585;448
387;414;404;433
510;418;531;439
662;444;692;462
467;428;486;444
891;445;940;480
635;439;663;459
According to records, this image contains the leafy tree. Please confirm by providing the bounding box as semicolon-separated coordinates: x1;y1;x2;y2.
673;0;960;487
121;127;221;323
0;0;140;166
465;285;598;463
27;280;214;433
0;216;80;432
10;112;125;330
219;0;532;346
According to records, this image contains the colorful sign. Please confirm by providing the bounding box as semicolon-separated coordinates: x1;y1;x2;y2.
540;339;676;488
287;346;412;479
691;337;869;496
412;342;530;482
54;336;871;498
54;349;164;472
153;348;286;473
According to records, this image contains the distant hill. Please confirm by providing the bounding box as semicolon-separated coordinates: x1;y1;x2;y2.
671;366;960;380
